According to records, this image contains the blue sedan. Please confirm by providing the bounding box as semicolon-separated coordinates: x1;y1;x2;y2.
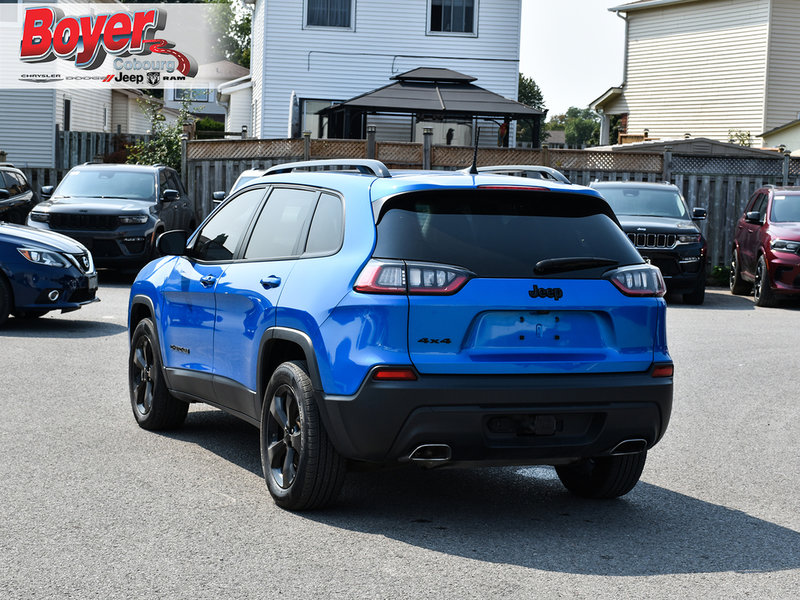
0;223;98;325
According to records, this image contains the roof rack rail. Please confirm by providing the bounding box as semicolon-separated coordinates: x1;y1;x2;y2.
0;162;16;168
265;159;391;178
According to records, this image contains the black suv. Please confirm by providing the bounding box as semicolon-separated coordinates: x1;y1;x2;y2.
0;164;39;224
591;181;708;304
27;164;196;269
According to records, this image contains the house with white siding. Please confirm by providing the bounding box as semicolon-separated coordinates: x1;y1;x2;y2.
249;0;523;145
591;0;800;148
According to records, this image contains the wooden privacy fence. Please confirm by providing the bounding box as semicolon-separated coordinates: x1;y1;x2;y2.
184;137;800;269
55;129;150;170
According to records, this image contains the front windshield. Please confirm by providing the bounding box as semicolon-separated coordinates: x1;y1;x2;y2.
55;169;156;201
598;187;689;219
770;195;800;222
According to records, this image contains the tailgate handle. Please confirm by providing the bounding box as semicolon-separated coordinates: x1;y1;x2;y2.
260;276;281;289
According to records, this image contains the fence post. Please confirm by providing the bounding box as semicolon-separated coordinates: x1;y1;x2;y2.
541;143;550;167
303;130;311;160
783;152;790;185
366;125;377;159
663;146;672;182
180;134;188;186
422;127;433;169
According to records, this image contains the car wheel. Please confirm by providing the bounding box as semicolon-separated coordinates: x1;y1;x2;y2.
260;361;345;511
129;318;189;430
0;276;12;327
729;248;751;295
683;273;706;305
555;451;647;499
754;255;777;307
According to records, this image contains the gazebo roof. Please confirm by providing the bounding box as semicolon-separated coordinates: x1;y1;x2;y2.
320;68;544;120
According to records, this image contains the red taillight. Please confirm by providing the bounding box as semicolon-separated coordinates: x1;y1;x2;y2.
606;265;666;297
354;259;473;295
651;364;674;378
372;367;418;381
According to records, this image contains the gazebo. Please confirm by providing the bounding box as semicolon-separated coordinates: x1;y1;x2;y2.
318;68;546;147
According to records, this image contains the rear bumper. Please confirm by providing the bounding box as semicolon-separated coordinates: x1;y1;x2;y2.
318;368;673;464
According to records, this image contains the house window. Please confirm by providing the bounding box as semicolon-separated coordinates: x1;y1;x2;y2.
429;0;476;34
63;98;71;131
301;99;341;138
174;88;210;102
306;0;353;28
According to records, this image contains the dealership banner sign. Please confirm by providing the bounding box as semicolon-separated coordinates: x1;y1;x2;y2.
0;2;218;89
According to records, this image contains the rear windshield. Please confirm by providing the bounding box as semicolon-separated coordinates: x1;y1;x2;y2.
374;190;643;278
597;186;689;219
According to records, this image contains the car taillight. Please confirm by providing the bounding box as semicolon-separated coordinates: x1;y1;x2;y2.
372;367;418;381
354;259;473;295
606;265;666;297
651;364;674;378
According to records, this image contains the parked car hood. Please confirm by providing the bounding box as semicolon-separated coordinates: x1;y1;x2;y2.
617;215;700;233
768;222;800;240
0;222;88;253
37;196;154;214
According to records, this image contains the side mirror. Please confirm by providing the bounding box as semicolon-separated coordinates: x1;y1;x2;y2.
162;189;180;203
0;189;9;200
212;191;226;205
157;229;188;256
40;185;54;198
745;211;762;224
692;207;707;220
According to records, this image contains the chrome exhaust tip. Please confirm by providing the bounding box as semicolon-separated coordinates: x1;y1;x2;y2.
409;444;452;464
48;290;60;302
609;439;648;455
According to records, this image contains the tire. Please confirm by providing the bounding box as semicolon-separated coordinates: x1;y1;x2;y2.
260;361;345;511
729;248;751;295
128;318;189;430
754;255;777;307
556;451;647;499
0;276;12;327
683;273;706;305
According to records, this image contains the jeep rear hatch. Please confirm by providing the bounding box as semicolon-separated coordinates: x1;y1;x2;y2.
366;189;663;375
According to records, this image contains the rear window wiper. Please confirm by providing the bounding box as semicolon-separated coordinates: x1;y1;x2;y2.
534;257;619;275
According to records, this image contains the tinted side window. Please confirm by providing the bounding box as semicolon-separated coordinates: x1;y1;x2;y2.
243;188;318;260
2;171;22;196
159;171;169;197
305;193;343;255
757;194;769;220
193;187;266;261
166;171;185;195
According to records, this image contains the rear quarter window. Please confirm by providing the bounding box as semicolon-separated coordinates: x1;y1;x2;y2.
374;189;642;278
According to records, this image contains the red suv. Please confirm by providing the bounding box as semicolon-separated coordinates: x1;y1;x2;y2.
730;186;800;306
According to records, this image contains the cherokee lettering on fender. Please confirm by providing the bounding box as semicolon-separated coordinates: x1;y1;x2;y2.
529;284;564;300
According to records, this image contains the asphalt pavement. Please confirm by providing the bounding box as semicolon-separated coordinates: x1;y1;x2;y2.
1;282;798;599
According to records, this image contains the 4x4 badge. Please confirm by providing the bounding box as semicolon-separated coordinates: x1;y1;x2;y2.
529;285;563;300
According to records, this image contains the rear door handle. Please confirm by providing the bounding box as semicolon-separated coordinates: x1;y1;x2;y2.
260;276;281;289
200;275;216;287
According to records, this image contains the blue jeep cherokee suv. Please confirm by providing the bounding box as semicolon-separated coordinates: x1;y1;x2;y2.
128;159;673;510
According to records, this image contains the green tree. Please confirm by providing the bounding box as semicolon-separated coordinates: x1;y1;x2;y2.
546;107;601;148
516;73;547;144
126;98;193;172
207;0;252;68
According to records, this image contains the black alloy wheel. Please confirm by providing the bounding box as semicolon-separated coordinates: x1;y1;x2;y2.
128;318;188;430
0;276;11;327
754;255;777;307
260;361;345;510
265;383;302;489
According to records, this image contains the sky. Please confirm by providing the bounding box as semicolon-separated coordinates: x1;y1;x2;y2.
519;0;627;117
